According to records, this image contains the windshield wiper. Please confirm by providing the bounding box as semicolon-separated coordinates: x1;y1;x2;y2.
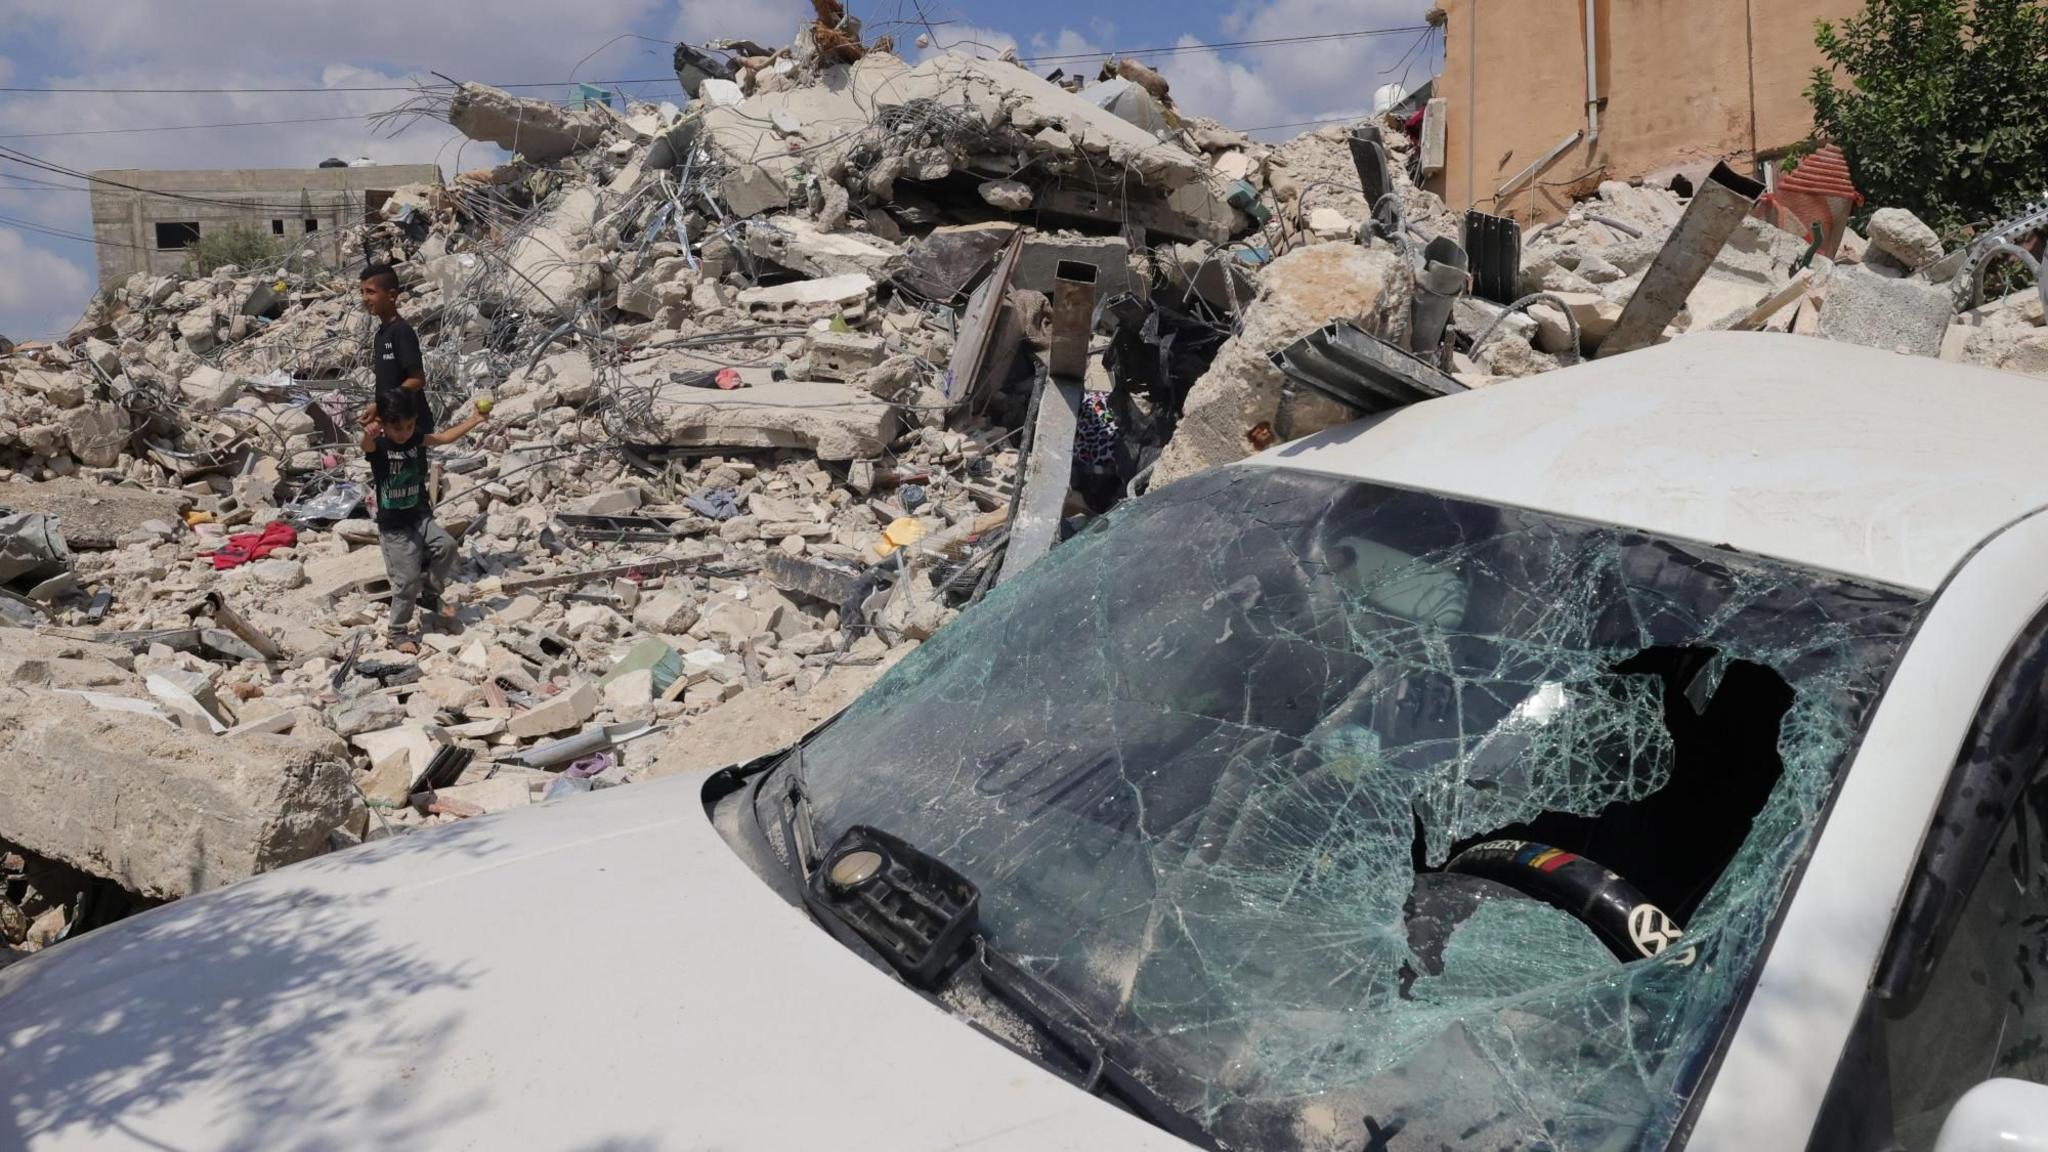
776;743;822;880
969;937;1221;1150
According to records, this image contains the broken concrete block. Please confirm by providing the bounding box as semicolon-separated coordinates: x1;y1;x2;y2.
330;691;406;738
81;337;121;377
1866;207;1945;272
604;667;654;711
1014;235;1133;300
806;330;886;382
719;164;789;218
632;587;699;634
180;365;241;410
746;216;902;280
508;680;599;739
1155;243;1400;486
0;688;353;899
1307;207;1356;239
1527;293;1624;354
1818;267;1953;358
573;488;642;515
59;402;127;467
737;273;876;322
978;180;1034;211
416;676;484;711
448;83;605;162
429;776;531;814
356;723;452;807
642;377;898;461
176;312;218;354
495;594;544;625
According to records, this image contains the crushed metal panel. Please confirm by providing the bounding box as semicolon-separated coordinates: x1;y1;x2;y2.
1269;321;1467;416
1462;211;1521;305
1411;235;1469;354
995;380;1081;587
943;232;1024;406
1600;163;1764;359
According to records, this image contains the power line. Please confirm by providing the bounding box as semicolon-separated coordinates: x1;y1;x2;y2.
0;212;151;250
1;145;366;213
1015;26;1431;64
0;77;673;95
0;28;1432;95
0;113;373;141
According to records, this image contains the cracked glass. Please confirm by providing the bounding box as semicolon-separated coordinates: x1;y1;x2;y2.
798;466;1924;1150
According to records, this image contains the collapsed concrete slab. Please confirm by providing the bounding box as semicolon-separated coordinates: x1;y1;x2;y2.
1819;267;1954;357
448;83;608;162
0;688;354;899
505;187;603;318
641;377;898;461
1154;243;1401;487
0;479;190;550
746;215;903;279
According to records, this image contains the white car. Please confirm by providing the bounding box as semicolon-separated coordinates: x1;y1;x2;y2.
9;332;2048;1152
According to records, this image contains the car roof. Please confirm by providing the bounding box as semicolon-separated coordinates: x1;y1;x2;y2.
1258;331;2048;594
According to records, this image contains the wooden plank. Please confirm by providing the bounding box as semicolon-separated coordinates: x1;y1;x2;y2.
1729;272;1814;332
995;381;1080;587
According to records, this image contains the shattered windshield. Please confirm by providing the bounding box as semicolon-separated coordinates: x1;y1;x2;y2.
797;466;1922;1150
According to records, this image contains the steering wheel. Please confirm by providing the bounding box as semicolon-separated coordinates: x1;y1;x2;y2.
1445;839;1686;962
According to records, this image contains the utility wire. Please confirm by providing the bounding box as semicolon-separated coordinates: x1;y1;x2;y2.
1015;26;1430;64
0;27;1433;95
0;145;367;213
0;113;373;141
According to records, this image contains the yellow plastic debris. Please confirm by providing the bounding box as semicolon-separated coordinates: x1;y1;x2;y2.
875;516;927;557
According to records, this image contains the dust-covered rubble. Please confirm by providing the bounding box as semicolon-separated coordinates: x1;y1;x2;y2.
2;5;2044;954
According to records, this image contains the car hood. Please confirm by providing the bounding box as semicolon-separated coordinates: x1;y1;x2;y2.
0;772;1190;1152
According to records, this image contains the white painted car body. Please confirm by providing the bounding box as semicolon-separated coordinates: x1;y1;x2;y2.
6;332;2048;1150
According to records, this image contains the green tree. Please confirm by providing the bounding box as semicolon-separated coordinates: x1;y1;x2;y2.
186;224;279;275
1807;0;2048;237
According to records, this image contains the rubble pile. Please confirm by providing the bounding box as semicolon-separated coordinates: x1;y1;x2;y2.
2;11;2044;952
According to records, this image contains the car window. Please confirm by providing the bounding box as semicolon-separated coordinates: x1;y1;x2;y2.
1810;610;2048;1151
792;466;1925;1152
1884;779;2048;1147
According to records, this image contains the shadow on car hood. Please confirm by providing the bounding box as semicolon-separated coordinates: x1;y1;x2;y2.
0;773;1189;1152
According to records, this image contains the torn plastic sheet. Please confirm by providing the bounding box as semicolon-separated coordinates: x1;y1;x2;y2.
794;466;1923;1150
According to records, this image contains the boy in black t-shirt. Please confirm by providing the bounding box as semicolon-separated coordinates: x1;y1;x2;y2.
358;263;436;434
361;388;487;652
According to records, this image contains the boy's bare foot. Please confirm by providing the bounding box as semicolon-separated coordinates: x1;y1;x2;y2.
388;630;420;655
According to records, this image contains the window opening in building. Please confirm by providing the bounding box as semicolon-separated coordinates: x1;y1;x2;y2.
304;219;319;233
154;222;201;250
271;220;285;235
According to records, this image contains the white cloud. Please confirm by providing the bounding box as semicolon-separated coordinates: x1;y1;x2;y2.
671;0;811;47
1129;0;1435;136
0;228;92;341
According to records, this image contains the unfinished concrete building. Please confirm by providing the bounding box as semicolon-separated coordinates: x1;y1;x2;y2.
87;164;444;285
1429;0;1863;223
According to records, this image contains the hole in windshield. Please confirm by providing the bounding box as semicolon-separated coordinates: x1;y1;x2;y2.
789;466;1924;1150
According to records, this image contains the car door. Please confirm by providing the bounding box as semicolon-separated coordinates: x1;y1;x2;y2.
1807;607;2048;1150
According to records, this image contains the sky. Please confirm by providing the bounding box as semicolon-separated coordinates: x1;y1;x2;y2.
0;0;1443;343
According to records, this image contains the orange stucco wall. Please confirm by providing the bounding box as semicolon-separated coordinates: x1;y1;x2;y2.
1434;0;1863;223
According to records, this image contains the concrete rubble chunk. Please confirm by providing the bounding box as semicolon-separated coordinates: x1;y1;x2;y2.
978;180;1034;211
355;723;452;807
1528;293;1624;354
0;479;188;550
180;365;241;410
642;377;898;461
746;216;902;279
632;587;700;633
1818;267;1954;358
1156;243;1402;486
1014;234;1134;300
736;273;876;322
805;330;886;382
1865;207;1945;272
447;82;607;162
509;680;600;739
0;688;354;899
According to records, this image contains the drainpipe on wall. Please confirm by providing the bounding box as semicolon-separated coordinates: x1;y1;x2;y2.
1583;0;1601;151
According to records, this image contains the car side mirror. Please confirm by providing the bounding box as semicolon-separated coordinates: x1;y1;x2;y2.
1936;1079;2048;1151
